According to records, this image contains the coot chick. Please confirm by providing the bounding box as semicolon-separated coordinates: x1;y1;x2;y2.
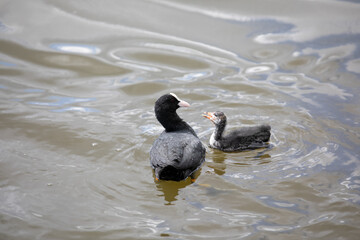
203;111;271;152
150;93;206;181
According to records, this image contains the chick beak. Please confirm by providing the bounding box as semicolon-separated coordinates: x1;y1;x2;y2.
202;112;215;122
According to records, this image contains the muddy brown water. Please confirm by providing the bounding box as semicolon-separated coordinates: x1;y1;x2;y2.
1;1;360;239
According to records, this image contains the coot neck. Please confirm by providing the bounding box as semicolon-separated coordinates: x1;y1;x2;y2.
156;108;193;133
214;120;226;140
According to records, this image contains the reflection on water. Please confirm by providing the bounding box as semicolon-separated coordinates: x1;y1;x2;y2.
1;0;360;239
50;43;101;55
27;95;99;113
155;178;194;205
208;150;227;176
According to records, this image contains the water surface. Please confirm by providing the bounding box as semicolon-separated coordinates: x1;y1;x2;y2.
1;0;360;239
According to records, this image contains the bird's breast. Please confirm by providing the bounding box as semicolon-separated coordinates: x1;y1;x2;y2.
209;132;219;148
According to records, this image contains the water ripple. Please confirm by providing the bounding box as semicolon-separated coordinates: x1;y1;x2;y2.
1;1;360;239
26;95;98;112
50;43;100;55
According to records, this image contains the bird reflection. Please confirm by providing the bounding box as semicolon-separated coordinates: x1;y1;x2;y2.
207;145;273;176
207;150;227;175
154;169;201;205
252;144;273;161
153;146;272;205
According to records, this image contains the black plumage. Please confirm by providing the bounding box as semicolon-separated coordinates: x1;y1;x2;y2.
150;93;206;181
203;111;271;152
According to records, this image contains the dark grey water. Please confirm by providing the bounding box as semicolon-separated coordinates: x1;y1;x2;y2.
1;0;360;239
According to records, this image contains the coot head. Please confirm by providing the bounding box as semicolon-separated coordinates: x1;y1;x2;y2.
202;111;227;125
155;93;190;113
155;93;192;133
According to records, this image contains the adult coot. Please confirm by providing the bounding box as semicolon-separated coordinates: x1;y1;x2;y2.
150;93;206;181
203;111;271;152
